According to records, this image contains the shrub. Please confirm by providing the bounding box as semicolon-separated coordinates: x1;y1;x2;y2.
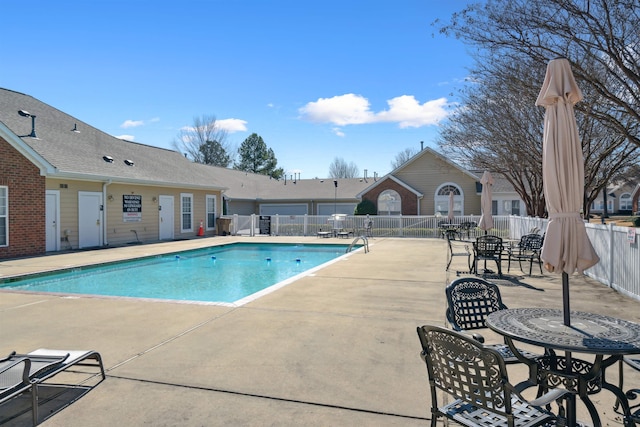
633;216;640;227
354;199;377;215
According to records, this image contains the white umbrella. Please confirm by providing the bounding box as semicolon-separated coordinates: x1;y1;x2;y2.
447;191;455;222
478;171;494;232
536;57;600;326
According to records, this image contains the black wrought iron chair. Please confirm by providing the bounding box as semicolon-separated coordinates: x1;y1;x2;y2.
445;277;539;364
472;235;504;277
507;234;544;276
616;357;640;422
416;324;567;427
459;221;477;239
445;233;471;273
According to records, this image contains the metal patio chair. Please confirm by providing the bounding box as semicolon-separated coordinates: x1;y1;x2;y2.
616;356;640;422
472;235;504;277
507;234;544;276
445;233;471;273
445;277;540;364
416;324;567;427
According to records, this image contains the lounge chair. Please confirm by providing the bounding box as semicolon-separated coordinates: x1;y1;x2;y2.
0;349;105;425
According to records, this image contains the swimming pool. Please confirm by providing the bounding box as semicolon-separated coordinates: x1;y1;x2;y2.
0;243;355;305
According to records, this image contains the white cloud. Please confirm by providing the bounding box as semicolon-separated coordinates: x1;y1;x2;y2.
216;118;248;133
120;120;144;128
376;96;450;128
299;93;452;128
116;134;135;141
299;94;374;125
149;117;160;123
331;127;345;137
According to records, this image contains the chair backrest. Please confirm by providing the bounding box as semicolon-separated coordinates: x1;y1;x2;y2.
474;235;503;257
445;277;507;331
519;234;543;252
417;324;512;418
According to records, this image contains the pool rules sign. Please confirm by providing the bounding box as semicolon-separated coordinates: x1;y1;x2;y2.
123;195;142;222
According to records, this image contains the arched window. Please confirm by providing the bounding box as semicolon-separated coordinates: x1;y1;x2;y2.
434;184;463;217
377;189;401;215
620;193;632;210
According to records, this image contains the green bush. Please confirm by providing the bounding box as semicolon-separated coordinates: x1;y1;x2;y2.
354;199;377;215
633;216;640;227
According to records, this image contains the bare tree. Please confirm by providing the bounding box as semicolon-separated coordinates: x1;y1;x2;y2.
436;0;639;216
439;56;548;216
436;0;640;149
329;157;359;178
391;147;418;170
172;115;233;166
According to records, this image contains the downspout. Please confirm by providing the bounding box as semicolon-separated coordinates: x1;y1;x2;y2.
103;180;112;246
417;195;423;215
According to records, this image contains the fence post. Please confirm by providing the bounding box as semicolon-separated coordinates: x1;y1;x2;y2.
304;215;308;236
608;223;615;287
250;214;255;237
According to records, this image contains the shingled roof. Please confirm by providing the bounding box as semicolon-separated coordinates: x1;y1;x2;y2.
0;88;225;190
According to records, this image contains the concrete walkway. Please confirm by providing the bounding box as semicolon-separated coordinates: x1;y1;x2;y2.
1;236;638;426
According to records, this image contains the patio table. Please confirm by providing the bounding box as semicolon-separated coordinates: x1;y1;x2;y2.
486;308;640;427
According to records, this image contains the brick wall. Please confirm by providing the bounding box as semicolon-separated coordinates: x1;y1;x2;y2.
0;137;46;259
361;178;418;215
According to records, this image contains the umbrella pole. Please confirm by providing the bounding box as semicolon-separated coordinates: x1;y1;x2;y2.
562;272;570;326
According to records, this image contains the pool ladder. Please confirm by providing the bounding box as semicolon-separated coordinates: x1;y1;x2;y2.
346;235;369;254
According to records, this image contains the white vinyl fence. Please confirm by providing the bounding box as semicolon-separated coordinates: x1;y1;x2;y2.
224;214;640;301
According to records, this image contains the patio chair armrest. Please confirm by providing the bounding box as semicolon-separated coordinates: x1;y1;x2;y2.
528;388;571;407
471;332;485;343
0;357;31;385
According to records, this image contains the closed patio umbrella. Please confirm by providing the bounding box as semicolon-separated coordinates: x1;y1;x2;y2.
447;191;455;222
478;171;494;233
536;58;599;326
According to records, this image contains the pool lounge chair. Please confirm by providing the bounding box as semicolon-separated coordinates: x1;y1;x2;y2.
0;349;105;425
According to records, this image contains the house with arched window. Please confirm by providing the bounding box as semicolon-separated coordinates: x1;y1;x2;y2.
356;147;483;216
590;181;638;215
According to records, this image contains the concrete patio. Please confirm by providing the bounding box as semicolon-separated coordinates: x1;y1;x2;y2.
1;236;639;426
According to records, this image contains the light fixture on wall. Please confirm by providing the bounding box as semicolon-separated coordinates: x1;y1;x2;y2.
152;196;157;203
107;194;114;201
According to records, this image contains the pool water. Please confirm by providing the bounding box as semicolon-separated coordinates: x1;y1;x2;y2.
1;243;353;305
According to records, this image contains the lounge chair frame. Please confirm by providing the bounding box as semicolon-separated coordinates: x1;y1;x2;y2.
0;349;105;425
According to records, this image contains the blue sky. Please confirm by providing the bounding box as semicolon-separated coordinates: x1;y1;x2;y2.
3;1;474;179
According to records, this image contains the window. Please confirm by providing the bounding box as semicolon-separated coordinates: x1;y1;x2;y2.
434;184;463;216
206;195;216;230
181;193;193;232
491;200;498;216
620;193;632;210
511;200;520;216
503;200;521;215
377;189;401;215
0;186;7;246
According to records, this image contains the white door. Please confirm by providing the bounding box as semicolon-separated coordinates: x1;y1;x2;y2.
45;190;60;252
78;191;103;248
159;195;174;240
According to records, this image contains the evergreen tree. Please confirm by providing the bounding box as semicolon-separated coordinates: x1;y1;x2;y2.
200;140;232;167
234;133;284;179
